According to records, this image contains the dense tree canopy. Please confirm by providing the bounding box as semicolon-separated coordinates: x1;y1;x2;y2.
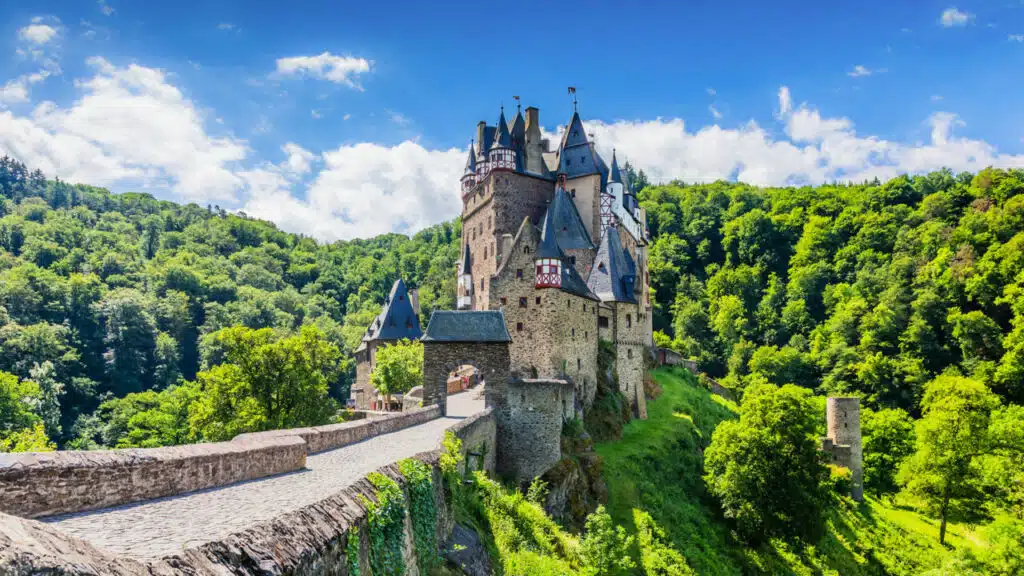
0;156;460;449
640;168;1024;414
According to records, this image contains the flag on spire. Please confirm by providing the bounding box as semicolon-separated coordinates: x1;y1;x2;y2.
567;86;576;95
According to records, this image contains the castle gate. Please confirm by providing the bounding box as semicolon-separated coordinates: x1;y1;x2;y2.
421;310;512;416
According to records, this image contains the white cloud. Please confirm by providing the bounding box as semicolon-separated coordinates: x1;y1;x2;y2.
275;52;372;89
707;88;716;96
709;105;722;120
18;24;59;45
311;109;322;119
343;113;352;121
848;65;872;77
931;94;944;101
1010;34;1024;42
242;142;464;240
217;22;235;30
0;58;246;201
281;142;317;174
0;70;52;107
98;0;114;16
777;86;792;116
940;7;972;27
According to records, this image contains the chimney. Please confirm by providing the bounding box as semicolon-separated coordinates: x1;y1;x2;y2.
525;106;540;136
524;107;545;173
476;121;487;152
409;289;420;316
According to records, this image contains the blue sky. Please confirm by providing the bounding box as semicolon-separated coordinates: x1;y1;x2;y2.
1;0;1022;239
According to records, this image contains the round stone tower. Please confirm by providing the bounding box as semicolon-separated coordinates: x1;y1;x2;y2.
826;397;863;501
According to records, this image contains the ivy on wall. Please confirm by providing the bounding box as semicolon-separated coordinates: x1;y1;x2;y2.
399;458;439;573
360;472;407;576
346;526;360;576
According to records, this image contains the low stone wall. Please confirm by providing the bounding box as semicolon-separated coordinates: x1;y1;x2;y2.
498;379;574;482
0;449;459;575
0;436;307;520
0;428;471;569
233;406;441;454
449;407;497;475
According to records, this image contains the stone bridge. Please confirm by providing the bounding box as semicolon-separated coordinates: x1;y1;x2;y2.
0;391;492;573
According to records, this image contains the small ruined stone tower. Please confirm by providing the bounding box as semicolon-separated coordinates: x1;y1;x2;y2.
822;397;864;501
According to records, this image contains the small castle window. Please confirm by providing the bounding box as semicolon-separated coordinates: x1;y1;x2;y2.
572;328;575;337
627;348;633;359
516;322;523;332
571;188;576;197
567;299;571;309
626;314;632;328
488;216;492;229
480;278;485;290
516;268;523;279
484;247;487;259
519;297;527;308
500;297;507;305
577;358;581;370
535;296;541;305
599;316;609;328
569;256;576;266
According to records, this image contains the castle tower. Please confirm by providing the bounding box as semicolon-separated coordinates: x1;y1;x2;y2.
824;397;864;501
602;150;623;234
535;206;563;288
488;107;516;172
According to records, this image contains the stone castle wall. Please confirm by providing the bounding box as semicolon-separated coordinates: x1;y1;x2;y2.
565;173;602;246
447;407;497;475
0;407;441;519
422;341;510;415
498;379;574;481
351;340;377;409
614;301;648;418
462;171;553;311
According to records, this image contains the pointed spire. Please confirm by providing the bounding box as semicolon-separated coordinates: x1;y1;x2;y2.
560;110;589;150
491;106;512;150
607;149;623;185
463;140;476;175
536;205;563;260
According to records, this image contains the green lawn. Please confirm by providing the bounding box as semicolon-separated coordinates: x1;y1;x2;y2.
596;367;984;575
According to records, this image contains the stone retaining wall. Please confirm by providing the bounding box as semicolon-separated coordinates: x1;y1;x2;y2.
233;406;441;454
0;407;441;520
0;436;307;520
0;448;459;575
449;407;497;475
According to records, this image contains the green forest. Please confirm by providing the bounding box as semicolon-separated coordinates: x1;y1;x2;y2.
3;155;1024;574
0;156;460;450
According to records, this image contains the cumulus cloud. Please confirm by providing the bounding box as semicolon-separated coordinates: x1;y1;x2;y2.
940;7;972;27
709;105;723;120
242;142;464;241
0;70;51;106
18;24;59;45
0;57;246;200
4;58;1024;242
98;0;114;16
1010;34;1024;42
275;52;372;89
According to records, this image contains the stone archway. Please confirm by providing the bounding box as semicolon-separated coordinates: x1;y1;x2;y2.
420;310;512;416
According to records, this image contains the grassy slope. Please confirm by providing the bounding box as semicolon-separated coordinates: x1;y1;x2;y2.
597;367;985;576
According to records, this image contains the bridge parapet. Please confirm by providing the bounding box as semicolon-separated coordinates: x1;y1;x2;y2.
0;406;441;520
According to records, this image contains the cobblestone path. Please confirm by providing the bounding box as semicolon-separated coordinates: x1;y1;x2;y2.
45;391;485;560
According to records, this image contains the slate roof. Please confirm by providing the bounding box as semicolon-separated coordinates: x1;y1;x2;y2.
479;126;496;157
459;243;471;275
491;109;512;150
536;201;563;259
463;143;476;175
587;231;638;304
361;279;424;344
543;186;594;251
556;111;601;179
608;150;623;185
562;261;600;301
510;108;525;149
535;199;600;301
422;310;512;342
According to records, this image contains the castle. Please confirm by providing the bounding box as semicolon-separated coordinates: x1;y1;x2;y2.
349;98;655;479
456;100;654;418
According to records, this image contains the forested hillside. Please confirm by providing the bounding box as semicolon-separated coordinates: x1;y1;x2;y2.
0;156;460;449
641;168;1024;413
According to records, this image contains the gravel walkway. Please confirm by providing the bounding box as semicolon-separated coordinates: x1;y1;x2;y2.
45;391;485;560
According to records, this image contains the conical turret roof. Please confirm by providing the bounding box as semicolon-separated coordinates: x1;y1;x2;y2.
459;243;472;275
360;279;424;343
586;231;638;304
607;150;623;185
463;142;476;176
546;186;594;250
490;108;512;150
